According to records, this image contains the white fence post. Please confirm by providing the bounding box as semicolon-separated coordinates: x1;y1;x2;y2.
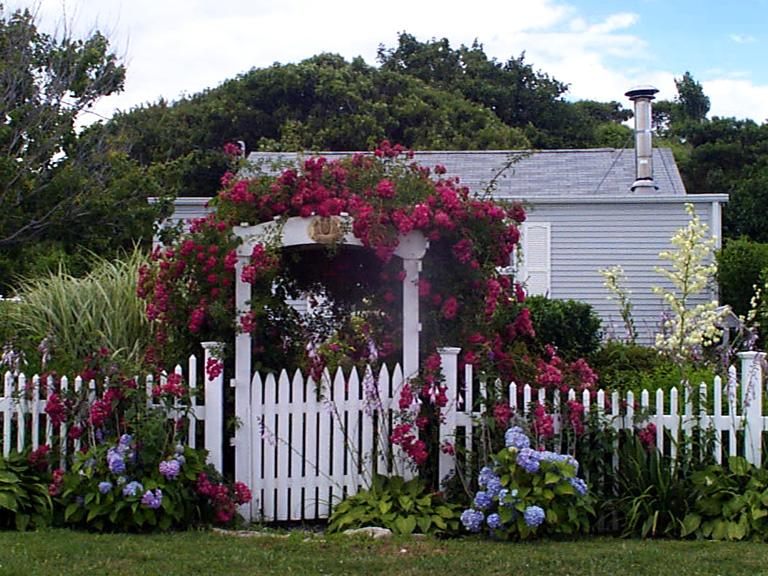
201;342;224;473
437;347;461;488
738;351;765;466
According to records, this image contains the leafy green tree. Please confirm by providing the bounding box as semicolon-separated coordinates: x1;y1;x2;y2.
0;6;165;292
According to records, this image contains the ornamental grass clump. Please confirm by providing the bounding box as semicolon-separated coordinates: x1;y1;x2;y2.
460;426;593;539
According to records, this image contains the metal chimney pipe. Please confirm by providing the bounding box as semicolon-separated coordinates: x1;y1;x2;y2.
625;85;659;192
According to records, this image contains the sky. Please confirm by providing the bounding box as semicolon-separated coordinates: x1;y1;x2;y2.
16;0;768;125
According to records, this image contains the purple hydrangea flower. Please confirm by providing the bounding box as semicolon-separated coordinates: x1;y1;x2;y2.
159;459;181;480
118;434;132;448
524;505;545;527
460;508;485;533
569;476;588;496
516;448;541;474
474;491;492;510
486;476;503;498
486;513;502;530
122;480;143;497
141;488;163;510
98;481;113;494
107;448;126;475
504;426;530;450
478;466;496;488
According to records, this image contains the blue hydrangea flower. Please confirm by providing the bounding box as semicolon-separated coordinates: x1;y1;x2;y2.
486;476;503;498
569;476;588;496
118;434;132;448
478;466;497;488
498;488;519;507
107;448;126;475
516;448;541;474
524;505;545;527
141;489;163;510
98;481;113;494
474;490;493;510
460;508;485;533
159;458;181;480
486;513;502;530
175;444;185;455
504;426;530;450
122;480;143;498
538;451;580;473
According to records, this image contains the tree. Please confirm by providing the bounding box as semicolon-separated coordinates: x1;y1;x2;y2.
0;6;166;292
0;5;125;246
675;71;710;124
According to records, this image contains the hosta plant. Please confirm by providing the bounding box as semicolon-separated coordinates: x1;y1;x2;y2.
327;474;462;536
682;456;768;541
0;451;52;531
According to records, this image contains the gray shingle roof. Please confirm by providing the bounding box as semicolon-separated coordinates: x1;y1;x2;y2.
246;148;687;198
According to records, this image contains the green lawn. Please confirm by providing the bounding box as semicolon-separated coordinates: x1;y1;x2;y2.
0;529;765;576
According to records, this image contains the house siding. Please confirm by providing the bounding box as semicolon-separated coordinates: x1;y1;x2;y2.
518;198;721;345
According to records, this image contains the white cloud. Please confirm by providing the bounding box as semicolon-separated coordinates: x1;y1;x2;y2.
703;78;768;122
730;34;756;44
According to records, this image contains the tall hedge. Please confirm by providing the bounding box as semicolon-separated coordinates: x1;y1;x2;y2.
717;238;768;316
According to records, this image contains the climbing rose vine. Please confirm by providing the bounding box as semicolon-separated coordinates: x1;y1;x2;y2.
139;141;598;467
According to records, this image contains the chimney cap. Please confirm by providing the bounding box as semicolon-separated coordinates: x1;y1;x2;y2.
625;85;659;100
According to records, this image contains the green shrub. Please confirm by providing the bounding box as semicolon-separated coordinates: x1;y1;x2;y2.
0;452;53;530
589;341;716;393
328;475;462;536
682;456;768;541
525;296;602;359
717;237;768;317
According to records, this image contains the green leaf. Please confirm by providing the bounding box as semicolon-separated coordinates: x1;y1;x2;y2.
379;500;392;514
0;491;19;512
398;495;414;512
394;515;416;535
711;519;728;540
727;518;747;540
435;505;454;518
681;513;701;537
729;456;750;477
416;516;432;534
544;472;560;485
64;503;80;522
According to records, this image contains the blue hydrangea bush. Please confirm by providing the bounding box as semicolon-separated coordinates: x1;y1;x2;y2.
59;434;211;531
460;426;594;539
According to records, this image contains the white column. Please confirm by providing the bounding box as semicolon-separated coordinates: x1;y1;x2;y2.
234;250;253;520
739;351;765;466
201;341;224;473
402;258;421;381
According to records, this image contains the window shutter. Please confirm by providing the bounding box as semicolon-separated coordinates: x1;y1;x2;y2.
520;222;551;296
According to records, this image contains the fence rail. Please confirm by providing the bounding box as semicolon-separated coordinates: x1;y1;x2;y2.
0;346;224;472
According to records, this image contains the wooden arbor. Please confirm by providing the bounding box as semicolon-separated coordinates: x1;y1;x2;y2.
231;215;428;503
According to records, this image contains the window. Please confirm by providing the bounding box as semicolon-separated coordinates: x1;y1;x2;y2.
500;222;551;297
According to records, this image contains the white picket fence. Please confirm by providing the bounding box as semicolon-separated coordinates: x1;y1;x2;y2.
437;350;768;483
241;363;414;522
0;344;225;471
